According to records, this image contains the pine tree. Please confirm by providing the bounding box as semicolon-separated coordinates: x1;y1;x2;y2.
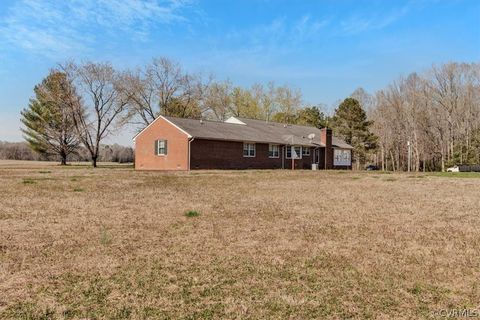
295;106;328;128
20;71;80;165
332;98;377;168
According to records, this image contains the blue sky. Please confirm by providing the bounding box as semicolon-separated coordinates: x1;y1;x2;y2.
0;0;479;145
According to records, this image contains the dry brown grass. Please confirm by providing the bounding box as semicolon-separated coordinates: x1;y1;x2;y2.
0;164;479;319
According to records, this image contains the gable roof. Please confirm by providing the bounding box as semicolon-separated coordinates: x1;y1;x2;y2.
138;116;352;149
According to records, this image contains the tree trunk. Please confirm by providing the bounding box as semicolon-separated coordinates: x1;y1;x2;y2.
60;151;67;165
92;156;98;168
390;150;396;172
381;146;385;171
441;153;445;172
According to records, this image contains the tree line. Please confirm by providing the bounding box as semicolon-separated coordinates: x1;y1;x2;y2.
368;62;480;171
20;57;477;171
0;141;134;163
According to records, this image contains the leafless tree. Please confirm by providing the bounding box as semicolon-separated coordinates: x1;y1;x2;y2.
123;57;204;127
204;80;233;121
370;62;480;171
62;62;129;167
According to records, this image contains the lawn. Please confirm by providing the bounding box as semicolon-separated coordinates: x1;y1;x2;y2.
0;163;479;319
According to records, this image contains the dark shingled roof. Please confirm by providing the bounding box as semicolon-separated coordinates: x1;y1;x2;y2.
162;116;353;149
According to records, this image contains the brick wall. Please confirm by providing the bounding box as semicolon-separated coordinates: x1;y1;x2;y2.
190;139;314;170
320;128;333;169
134;117;189;171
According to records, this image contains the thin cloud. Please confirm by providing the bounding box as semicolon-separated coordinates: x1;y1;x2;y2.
0;0;192;58
227;15;329;53
339;3;412;35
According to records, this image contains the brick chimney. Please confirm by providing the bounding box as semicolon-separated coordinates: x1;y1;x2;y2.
320;128;333;169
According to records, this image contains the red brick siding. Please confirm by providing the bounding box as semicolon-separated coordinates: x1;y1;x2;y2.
190;139;315;170
320;128;333;169
134;117;189;171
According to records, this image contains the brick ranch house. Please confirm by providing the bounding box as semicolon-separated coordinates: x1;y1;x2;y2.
133;116;353;170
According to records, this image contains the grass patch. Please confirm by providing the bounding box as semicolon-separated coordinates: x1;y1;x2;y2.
22;178;36;184
3;302;55;320
185;210;200;217
384;177;397;182
351;176;361;180
408;283;423;295
429;172;480;178
100;228;112;246
375;171;392;174
38;170;51;174
22;177;55;184
2;167;479;319
73;187;84;192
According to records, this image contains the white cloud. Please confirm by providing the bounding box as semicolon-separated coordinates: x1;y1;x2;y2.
0;0;192;58
339;3;412;35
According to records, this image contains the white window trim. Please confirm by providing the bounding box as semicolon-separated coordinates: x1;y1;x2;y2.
268;144;280;158
243;142;256;157
302;146;310;156
285;145;303;159
157;139;167;156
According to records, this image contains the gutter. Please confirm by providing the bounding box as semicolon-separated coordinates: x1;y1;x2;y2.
188;137;195;171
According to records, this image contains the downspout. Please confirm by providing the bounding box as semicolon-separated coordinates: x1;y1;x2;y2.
188;137;195;171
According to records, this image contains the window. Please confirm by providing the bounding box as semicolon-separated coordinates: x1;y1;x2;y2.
155;139;167;155
286;146;302;159
243;143;255;157
334;149;351;166
302;146;310;156
269;144;279;158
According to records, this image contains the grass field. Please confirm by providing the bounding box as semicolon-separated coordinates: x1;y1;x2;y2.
1;162;479;319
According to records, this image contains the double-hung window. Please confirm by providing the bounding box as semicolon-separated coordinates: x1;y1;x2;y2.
286;146;302;159
155;139;167;155
302;146;310;156
269;144;279;158
243;143;255;157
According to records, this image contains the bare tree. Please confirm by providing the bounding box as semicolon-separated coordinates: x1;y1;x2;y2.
370;62;480;172
124;57;204;127
204;80;232;121
63;62;129;167
274;85;302;123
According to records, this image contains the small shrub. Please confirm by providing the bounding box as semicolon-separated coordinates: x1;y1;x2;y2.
185;210;200;217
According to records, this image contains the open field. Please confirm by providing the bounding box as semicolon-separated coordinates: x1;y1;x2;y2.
0;160;133;168
0;163;479;319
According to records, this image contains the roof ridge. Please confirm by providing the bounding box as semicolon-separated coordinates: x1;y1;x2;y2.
236;116;324;130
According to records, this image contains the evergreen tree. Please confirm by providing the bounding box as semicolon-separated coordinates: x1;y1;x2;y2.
332;98;377;167
20;71;80;165
295;106;329;128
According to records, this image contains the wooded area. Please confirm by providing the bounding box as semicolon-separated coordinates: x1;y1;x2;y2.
0;141;134;163
370;62;480;171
